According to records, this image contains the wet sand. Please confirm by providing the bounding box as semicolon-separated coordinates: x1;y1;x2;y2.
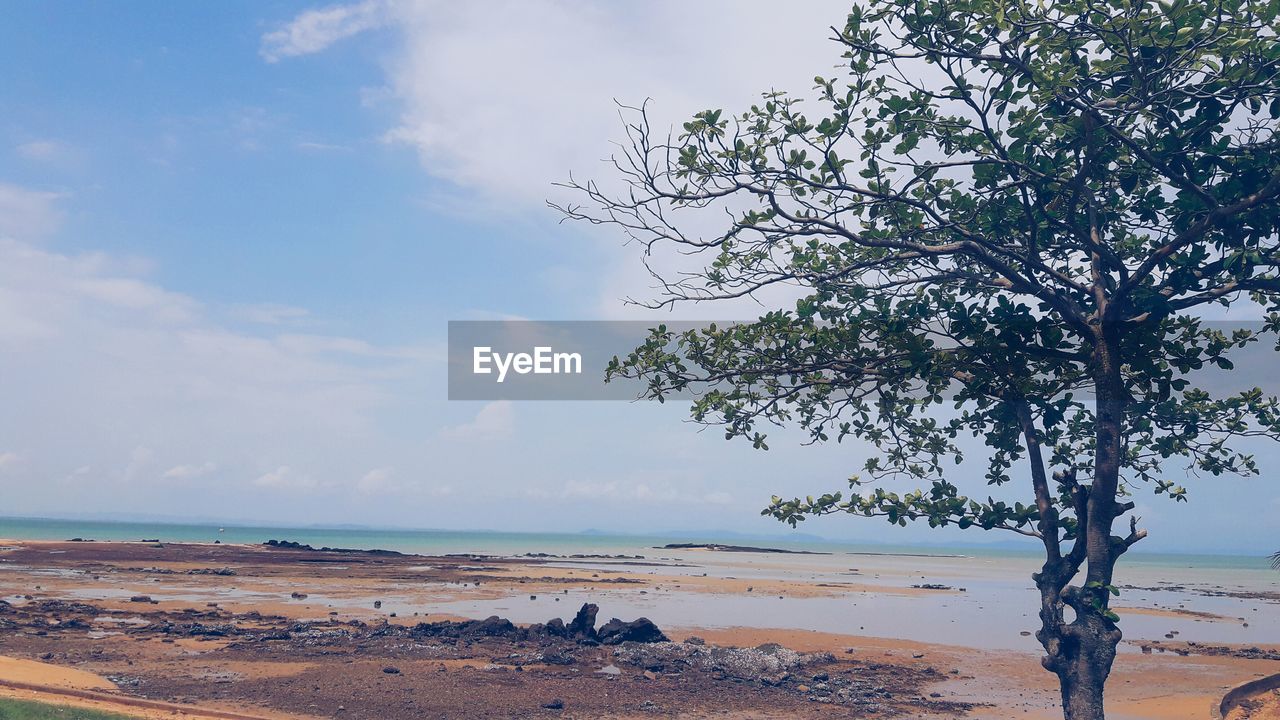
0;539;1276;719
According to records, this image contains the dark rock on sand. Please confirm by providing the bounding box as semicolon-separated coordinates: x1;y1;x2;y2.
410;615;520;641
566;603;598;640
597;617;667;645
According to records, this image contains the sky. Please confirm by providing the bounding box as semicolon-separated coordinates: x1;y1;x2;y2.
0;1;1276;553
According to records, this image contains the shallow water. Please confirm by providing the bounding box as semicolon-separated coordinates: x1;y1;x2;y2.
1;516;1275;652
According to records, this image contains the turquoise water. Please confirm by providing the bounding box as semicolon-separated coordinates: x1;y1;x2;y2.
0;515;1271;571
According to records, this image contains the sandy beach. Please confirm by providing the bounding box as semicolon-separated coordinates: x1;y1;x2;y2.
0;538;1275;719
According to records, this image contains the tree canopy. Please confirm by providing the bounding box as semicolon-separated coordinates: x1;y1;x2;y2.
558;0;1280;716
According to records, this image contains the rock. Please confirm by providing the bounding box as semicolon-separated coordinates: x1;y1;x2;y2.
540;649;576;666
567;603;598;640
613;641;829;684
684;636;706;646
595;664;622;676
797;684;810;692
473;615;517;637
373;600;382;609
642;670;658;680
597;617;668;645
540;699;564;710
382;666;401;674
291;592;308;600
408;615;520;641
129;596;152;603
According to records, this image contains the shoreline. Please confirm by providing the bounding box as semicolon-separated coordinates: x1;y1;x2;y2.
0;539;1276;719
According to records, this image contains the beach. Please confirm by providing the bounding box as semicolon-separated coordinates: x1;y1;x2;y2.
0;527;1276;719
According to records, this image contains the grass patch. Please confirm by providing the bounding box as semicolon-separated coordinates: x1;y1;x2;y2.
0;697;136;720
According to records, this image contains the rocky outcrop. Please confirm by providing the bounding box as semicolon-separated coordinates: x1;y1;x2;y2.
409;615;521;640
597;617;667;645
263;539;404;556
404;603;663;647
566;603;599;641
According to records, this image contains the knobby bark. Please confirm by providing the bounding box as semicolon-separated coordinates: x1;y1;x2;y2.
1028;329;1139;720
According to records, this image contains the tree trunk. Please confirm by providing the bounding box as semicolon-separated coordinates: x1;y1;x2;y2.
1054;617;1119;720
1060;666;1107;720
1036;563;1121;720
1034;327;1126;720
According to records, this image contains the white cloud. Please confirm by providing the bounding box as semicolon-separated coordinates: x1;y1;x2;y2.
359;473;453;499
123;446;155;482
255;465;316;489
276;333;436;360
261;0;390;62
162;462;218;480
264;1;846;208
15;140;69;162
263;1;847;318
295;141;353;153
382;1;844;208
355;466;396;494
75;277;198;323
230;303;311;325
0;183;66;240
0;235;442;515
0;452;18;471
440;400;513;440
703;491;734;506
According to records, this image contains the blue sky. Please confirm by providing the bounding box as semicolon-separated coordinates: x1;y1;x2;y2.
0;2;588;335
0;1;1275;554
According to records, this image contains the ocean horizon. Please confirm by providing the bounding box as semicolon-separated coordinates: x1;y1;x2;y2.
0;514;1271;572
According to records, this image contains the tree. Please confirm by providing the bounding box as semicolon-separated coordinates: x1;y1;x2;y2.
555;1;1280;718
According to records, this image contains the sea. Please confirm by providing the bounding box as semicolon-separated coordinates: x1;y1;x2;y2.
0;515;1270;571
1;515;1275;651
